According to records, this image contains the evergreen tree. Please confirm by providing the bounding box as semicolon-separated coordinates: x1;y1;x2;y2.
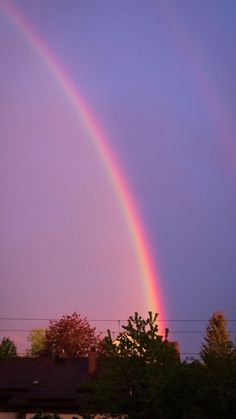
200;311;234;365
91;312;180;419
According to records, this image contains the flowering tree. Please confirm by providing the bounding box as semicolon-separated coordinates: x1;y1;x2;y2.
43;312;100;357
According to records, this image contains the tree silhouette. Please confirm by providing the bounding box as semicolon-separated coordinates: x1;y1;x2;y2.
43;312;100;358
92;312;180;418
200;310;234;365
27;329;46;357
0;337;17;361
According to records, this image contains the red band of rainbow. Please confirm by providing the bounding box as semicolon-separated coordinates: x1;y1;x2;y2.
0;0;166;331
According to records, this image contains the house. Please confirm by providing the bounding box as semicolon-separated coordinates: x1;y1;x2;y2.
0;341;179;419
0;353;108;419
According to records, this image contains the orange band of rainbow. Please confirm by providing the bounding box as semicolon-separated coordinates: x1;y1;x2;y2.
0;0;166;331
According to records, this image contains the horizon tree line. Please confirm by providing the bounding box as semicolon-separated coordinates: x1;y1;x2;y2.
0;310;235;361
1;310;236;418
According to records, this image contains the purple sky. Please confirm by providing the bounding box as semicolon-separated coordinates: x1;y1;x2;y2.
0;0;236;356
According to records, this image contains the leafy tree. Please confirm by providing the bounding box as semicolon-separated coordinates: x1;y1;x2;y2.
0;337;17;361
200;310;234;365
43;312;100;358
159;359;208;419
91;311;236;418
27;329;46;357
202;358;236;419
91;312;180;419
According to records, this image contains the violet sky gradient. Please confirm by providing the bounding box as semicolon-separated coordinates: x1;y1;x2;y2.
0;0;236;355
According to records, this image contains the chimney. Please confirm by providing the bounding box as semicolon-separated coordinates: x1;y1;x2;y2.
167;341;180;359
88;350;98;374
171;341;180;356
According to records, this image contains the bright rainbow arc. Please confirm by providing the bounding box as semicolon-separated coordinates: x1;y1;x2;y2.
0;1;166;330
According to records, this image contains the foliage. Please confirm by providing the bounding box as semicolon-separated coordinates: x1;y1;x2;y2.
43;312;100;358
103;311;179;364
91;312;180;419
27;329;46;357
197;311;236;418
90;311;236;418
200;310;235;365
30;413;61;419
0;337;17;361
202;355;236;419
157;359;207;419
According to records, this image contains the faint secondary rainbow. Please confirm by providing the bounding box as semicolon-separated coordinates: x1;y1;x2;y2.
0;0;166;330
162;3;236;182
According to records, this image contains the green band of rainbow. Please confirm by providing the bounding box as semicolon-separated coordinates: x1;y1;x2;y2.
0;0;166;330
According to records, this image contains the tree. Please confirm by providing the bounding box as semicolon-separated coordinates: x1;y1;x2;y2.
27;329;46;357
0;337;17;361
91;312;180;419
91;311;236;418
200;310;234;365
43;312;100;358
199;311;236;418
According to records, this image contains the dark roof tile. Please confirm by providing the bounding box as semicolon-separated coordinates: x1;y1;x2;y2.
0;357;95;411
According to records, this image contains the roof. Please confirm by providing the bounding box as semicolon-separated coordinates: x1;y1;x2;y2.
0;357;95;412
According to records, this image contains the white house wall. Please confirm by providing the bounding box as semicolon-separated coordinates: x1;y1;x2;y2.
26;414;125;419
26;415;83;419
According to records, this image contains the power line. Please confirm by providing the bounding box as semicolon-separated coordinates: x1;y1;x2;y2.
1;317;236;322
0;317;127;322
15;352;201;356
1;329;236;334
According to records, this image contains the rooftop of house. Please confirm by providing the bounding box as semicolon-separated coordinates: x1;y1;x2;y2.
0;356;97;412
